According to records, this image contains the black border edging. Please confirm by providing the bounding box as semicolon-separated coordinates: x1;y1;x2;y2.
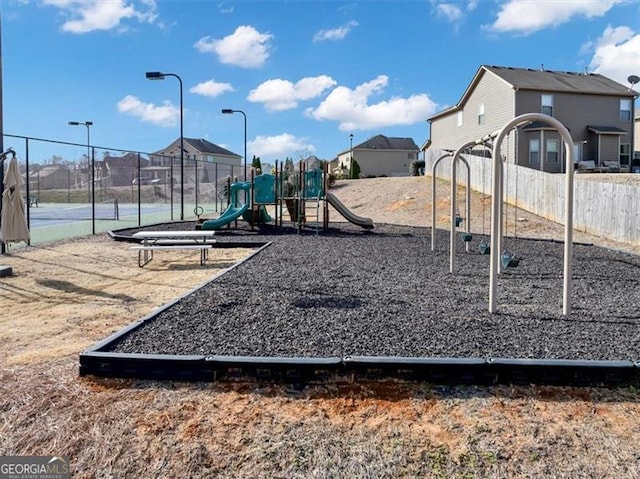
80;348;640;387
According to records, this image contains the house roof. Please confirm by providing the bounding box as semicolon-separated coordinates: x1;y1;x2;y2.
522;120;571;131
587;125;628;135
353;134;419;151
153;138;241;158
483;65;635;96
184;138;240;157
429;65;638;121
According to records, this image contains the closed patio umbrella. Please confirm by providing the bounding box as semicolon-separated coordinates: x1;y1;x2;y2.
0;156;30;245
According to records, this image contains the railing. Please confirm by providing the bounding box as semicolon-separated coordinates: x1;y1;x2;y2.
2;134;243;246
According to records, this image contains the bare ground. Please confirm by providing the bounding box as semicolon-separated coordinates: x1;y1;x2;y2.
1;176;639;478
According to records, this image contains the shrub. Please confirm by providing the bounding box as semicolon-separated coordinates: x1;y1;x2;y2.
410;160;425;176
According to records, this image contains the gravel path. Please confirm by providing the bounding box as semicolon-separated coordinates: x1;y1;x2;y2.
107;223;640;361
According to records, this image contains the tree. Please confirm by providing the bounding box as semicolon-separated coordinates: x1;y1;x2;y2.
350;158;361;179
251;155;262;172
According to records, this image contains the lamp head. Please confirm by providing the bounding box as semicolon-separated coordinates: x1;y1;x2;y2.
221;109;234;114
146;71;165;80
68;121;80;126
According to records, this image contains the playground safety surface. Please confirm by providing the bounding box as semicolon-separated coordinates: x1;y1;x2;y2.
80;222;640;386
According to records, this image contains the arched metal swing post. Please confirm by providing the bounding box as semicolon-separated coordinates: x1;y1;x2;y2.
430;151;453;251
460;155;472;253
489;113;574;315
449;141;475;274
497;130;517;266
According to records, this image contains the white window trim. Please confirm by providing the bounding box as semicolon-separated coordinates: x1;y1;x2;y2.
546;139;560;164
620;99;632;122
478;103;485;125
541;94;553;116
529;139;540;164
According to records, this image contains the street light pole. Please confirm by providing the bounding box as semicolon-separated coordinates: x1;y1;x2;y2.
68;121;94;233
349;133;353;177
221;109;247;179
146;71;185;220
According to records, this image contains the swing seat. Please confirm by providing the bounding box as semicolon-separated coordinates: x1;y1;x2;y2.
455;216;463;227
460;233;473;242
501;251;519;268
478;242;490;255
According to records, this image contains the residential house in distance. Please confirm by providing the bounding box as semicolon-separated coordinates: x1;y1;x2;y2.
28;161;108;192
103;152;148;187
427;65;638;172
28;165;72;191
333;134;420;177
150;138;242;186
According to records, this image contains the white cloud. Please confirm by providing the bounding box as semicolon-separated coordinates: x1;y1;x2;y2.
587;26;640;86
313;20;358;42
436;3;463;22
117;95;179;127
194;25;273;68
487;0;626;36
43;0;157;34
189;80;234;98
248;75;337;111
466;0;479;11
306;75;438;131
431;1;476;23
248;133;315;159
218;3;234;14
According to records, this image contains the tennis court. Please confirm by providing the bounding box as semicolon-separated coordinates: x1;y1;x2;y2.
25;202;215;244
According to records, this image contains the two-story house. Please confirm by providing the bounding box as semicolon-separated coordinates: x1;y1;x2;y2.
333;134;420;177
150;138;242;185
103;152;149;186
427;65;638;172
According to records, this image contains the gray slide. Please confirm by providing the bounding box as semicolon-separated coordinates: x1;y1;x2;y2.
326;192;375;229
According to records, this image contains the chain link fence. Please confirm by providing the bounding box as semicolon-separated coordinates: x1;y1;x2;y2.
2;134;243;245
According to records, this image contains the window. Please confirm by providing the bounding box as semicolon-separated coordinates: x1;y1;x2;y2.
620;99;632;121
541;94;553;116
477;103;485;125
546;139;559;164
407;152;416;160
457;111;463;127
620;144;631;165
529;139;540;164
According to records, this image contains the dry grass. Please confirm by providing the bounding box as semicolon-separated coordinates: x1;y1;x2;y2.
1;177;640;478
2;359;640;478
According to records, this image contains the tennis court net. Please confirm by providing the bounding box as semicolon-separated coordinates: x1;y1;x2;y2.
29;199;120;221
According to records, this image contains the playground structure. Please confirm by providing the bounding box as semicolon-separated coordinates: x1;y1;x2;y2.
434;113;575;316
200;159;374;232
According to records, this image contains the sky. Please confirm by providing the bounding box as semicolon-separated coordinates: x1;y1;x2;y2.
1;0;639;164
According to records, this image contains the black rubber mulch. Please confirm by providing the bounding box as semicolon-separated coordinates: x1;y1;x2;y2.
107;222;640;361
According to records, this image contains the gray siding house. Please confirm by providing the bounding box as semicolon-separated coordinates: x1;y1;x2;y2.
150;138;242;185
427;65;638;172
333;134;420;177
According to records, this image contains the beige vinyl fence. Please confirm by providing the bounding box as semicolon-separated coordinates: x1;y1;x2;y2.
425;149;640;246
